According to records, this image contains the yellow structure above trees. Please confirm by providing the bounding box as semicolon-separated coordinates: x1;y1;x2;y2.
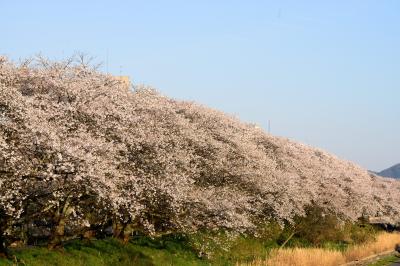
115;76;131;89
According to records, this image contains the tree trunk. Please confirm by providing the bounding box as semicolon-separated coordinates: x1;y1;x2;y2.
0;232;7;258
20;220;28;246
112;220;135;243
0;212;9;258
48;215;66;249
122;224;134;244
112;220;126;239
48;198;71;249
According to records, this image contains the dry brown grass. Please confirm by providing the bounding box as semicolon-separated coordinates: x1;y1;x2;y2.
245;248;345;266
239;232;400;266
343;232;400;262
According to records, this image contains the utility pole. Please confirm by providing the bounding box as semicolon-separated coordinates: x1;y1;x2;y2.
268;120;271;134
106;49;109;74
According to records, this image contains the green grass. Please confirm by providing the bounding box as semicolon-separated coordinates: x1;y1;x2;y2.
368;254;399;266
0;233;282;266
0;237;209;266
0;217;384;266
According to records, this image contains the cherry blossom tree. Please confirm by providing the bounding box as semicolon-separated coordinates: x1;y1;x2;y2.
0;55;399;250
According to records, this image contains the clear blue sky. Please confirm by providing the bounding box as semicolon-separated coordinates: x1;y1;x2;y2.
1;1;399;171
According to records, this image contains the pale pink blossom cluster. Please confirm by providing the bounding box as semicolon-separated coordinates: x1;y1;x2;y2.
0;56;399;246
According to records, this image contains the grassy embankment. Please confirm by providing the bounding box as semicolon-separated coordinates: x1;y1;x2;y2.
241;232;400;266
1;231;399;266
0;207;398;266
1;221;399;266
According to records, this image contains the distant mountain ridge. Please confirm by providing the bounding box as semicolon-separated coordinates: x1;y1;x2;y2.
378;164;400;179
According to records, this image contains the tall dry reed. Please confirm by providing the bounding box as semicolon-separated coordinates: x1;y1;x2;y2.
248;248;345;266
343;232;400;262
239;232;400;266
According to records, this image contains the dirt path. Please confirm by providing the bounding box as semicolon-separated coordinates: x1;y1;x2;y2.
390;259;400;266
341;251;398;266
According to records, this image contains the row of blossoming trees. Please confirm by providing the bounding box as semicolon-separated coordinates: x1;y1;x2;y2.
0;56;399;251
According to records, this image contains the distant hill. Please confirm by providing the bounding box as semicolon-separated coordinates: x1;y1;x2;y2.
379;164;400;179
